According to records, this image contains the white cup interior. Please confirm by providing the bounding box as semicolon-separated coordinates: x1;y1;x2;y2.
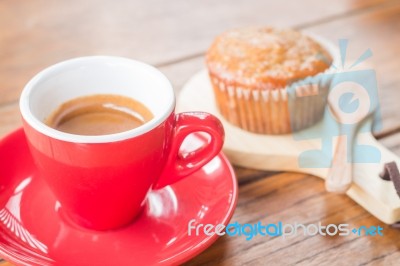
20;56;175;143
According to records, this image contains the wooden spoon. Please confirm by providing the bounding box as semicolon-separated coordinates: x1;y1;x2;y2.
325;80;376;193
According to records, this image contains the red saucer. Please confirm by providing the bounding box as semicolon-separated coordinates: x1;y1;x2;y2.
0;129;238;266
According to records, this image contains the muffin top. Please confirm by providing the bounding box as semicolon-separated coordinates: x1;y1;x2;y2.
206;27;332;89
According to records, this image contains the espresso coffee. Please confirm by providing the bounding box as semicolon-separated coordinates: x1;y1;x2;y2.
45;94;153;135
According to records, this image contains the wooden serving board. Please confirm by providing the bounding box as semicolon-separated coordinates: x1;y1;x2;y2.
177;70;400;224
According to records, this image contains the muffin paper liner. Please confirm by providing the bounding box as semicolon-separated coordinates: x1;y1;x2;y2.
208;35;339;135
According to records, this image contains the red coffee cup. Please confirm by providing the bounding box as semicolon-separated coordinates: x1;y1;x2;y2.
19;56;224;230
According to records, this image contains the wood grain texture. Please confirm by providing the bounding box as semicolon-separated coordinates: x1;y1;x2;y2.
1;0;400;265
0;0;389;106
0;103;21;138
184;172;400;266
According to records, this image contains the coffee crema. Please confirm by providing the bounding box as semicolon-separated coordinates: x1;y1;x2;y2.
45;94;153;136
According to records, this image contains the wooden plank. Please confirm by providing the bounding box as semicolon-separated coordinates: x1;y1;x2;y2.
184;172;400;265
0;0;389;105
366;252;400;265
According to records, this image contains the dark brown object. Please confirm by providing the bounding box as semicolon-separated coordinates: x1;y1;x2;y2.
385;162;400;197
390;222;400;229
379;162;400;228
379;161;396;181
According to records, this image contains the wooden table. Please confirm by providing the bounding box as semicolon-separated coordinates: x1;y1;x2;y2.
1;0;400;265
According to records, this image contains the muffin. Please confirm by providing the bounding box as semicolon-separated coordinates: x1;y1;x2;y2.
206;27;333;134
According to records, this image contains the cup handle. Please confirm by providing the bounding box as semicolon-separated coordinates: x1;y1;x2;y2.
153;112;224;189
